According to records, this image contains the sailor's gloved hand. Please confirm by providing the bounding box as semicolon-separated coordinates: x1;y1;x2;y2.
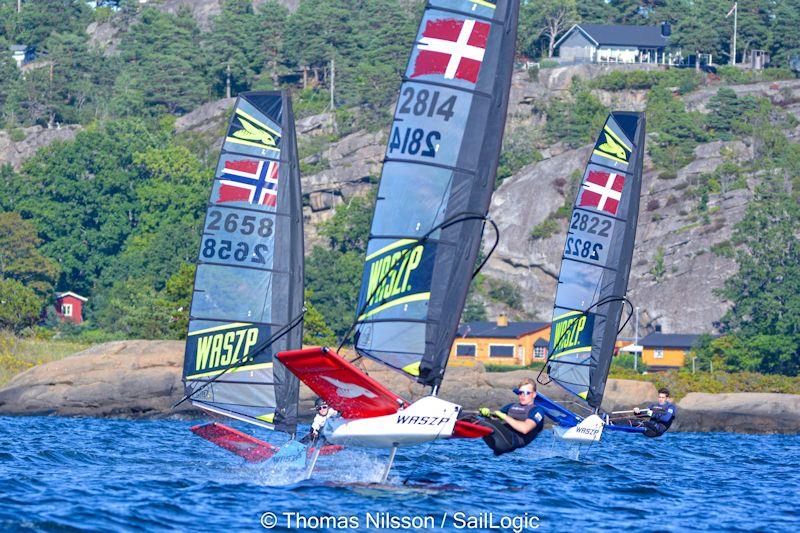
645;409;654;417
493;410;507;420
479;407;491;417
633;407;641;415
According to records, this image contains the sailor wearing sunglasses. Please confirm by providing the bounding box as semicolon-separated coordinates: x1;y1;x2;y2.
300;397;339;444
476;378;545;455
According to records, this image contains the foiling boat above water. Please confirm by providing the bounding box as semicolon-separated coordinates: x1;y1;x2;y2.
274;0;520;481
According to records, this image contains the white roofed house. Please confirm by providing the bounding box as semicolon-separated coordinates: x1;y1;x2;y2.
9;45;34;68
554;23;673;65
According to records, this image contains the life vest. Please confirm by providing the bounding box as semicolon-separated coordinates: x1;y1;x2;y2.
506;402;534;421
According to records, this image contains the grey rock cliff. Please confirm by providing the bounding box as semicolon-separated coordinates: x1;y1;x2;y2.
0;125;82;170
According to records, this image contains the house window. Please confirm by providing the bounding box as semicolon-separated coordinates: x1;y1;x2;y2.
61;303;73;317
654;348;664;359
455;343;476;357
534;346;547;359
489;344;515;358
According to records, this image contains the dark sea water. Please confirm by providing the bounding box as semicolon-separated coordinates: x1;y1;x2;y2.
0;416;798;532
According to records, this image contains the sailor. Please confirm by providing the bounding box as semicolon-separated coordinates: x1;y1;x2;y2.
300;398;338;444
635;387;676;438
476;378;546;456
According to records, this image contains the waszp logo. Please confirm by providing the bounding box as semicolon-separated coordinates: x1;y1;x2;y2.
195;327;259;372
396;415;451;426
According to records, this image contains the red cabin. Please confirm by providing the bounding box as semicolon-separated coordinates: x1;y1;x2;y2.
54;291;88;324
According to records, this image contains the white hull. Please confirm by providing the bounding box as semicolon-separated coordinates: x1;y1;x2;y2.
323;396;461;448
552;414;605;443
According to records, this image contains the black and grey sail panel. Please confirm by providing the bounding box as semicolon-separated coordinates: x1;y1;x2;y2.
353;0;519;387
546;112;645;409
182;91;303;433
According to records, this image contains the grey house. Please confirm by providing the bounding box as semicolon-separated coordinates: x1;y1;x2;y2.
554;24;671;64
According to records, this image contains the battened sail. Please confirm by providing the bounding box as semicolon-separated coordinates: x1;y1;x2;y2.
352;0;519;388
182;91;303;433
545;112;645;409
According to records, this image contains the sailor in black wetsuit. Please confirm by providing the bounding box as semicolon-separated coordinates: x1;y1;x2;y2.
635;387;677;438
475;378;546;455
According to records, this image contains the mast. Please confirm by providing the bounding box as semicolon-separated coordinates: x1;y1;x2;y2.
544;112;646;410
181;91;303;434
350;0;519;389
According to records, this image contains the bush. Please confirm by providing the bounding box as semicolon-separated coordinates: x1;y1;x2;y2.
530;218;560;240
591;69;702;92
8;128;25;142
716;66;796;84
486;278;523;310
540;59;559;69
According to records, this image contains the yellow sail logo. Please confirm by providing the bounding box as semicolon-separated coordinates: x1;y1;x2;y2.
194;327;259;372
226;108;281;150
232;117;277;147
553;315;587;350
366;244;424;306
593;125;631;164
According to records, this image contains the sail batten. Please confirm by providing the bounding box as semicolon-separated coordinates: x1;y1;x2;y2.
182;91;303;434
545;112;646;410
353;0;519;387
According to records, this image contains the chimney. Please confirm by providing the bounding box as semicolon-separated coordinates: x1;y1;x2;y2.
661;22;671;37
655;324;662;333
497;313;508;327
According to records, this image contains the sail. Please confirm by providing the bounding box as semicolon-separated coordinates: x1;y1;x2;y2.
545;112;646;409
182;91;303;434
352;0;519;387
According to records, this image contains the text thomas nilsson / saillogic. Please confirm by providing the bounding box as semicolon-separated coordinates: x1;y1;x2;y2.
280;511;540;531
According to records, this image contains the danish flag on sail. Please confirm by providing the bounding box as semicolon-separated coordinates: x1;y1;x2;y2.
411;18;490;84
578;170;625;215
216;159;279;207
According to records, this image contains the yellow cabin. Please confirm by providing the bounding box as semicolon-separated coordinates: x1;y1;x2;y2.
639;332;703;371
448;315;551;367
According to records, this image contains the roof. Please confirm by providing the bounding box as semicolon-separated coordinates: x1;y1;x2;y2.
56;291;88;302
534;338;549;347
639;332;704;349
9;45;28;52
555;24;669;49
456;321;549;339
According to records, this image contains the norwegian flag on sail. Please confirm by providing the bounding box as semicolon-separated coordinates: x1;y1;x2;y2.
410;18;490;84
578;170;625;215
216;159;279;207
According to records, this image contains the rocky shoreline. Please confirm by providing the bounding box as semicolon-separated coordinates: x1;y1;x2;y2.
0;341;797;434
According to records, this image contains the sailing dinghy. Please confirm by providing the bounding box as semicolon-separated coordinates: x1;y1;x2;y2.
178;91;340;461
534;112;648;442
275;0;520;480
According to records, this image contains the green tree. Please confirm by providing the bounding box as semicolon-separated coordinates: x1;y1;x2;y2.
706;88;758;140
253;1;290;89
113;8;210;116
0;277;42;332
1;119;167;294
717;184;800;339
0;211;59;297
546;79;609;147
302;290;337;346
768;0;800;67
205;0;261;96
646;85;707;171
711;182;800;376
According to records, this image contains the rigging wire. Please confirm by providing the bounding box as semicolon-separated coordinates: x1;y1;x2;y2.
172;307;307;409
